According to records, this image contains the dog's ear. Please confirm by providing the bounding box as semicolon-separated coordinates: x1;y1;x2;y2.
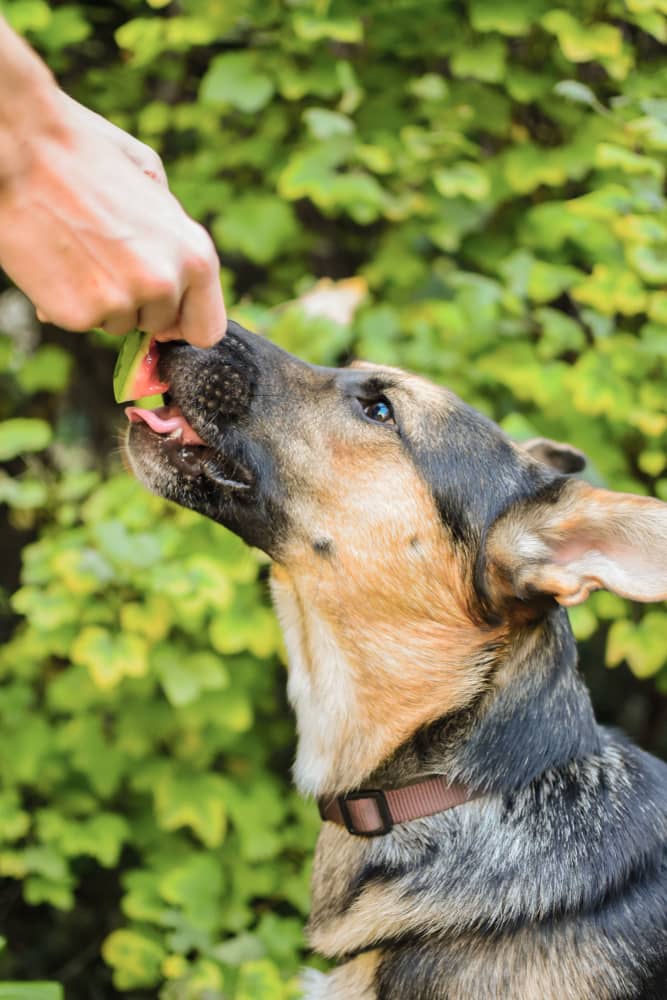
486;479;667;607
519;437;586;474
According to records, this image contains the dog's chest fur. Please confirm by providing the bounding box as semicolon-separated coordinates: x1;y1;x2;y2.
303;744;667;999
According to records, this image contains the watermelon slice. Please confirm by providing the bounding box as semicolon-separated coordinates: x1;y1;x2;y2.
113;331;169;403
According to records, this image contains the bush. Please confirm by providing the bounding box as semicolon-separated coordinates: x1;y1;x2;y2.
1;0;666;995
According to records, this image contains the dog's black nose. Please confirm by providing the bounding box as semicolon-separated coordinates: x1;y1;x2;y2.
158;327;258;427
196;360;253;421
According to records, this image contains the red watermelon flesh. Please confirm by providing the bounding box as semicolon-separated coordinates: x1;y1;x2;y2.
129;337;169;399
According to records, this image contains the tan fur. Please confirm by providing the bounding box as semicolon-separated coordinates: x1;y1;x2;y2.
301;951;382;1000
303;933;623;1000
272;432;505;797
439;923;628;1000
488;479;667;606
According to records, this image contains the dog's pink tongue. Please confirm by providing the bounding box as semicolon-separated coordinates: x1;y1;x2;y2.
125;405;205;445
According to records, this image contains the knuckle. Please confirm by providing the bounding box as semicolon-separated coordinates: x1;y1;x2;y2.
143;272;176;302
186;231;218;279
70;301;107;330
131;137;164;173
49;290;138;332
103;290;135;317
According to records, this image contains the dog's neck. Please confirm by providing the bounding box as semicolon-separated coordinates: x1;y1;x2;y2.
367;607;601;794
270;566;600;799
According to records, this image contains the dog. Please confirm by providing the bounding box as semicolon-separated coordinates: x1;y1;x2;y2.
124;321;667;999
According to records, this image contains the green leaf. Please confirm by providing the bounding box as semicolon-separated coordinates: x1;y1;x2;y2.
0;418;52;461
607;613;667;677
153;645;228;707
209;592;280;660
434;162;490;201
2;0;51;33
279;142;386;223
213;933;265;966
568;605;597;641
0;473;48;510
572;265;647;316
595;143;663;179
153;772;227;847
158;852;224;932
553;79;602;111
303;107;355;140
0;986;63;1000
200;52;274;113
103;929;166;990
236;959;285;1000
37;810;129;866
292;13;363;43
527;260;581;302
71;627;149;689
542;11;623;62
451;37;506;82
470;0;544;35
92;520;163;570
256;913;304;965
16;345;72;394
628;245;667;284
638;449;666;477
34;6;90;51
213;195;298;264
0;791;30;843
408;73;448;101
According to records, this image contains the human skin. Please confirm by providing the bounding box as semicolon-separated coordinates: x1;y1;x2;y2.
0;18;226;348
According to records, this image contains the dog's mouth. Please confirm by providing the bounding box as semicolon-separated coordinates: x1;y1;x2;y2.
124;345;254;494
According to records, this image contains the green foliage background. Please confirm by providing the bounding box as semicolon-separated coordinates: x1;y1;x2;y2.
1;0;667;995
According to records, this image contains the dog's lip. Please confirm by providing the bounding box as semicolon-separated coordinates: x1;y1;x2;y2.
125;404;206;445
126;404;254;492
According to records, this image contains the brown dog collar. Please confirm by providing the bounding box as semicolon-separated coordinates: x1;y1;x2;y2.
318;776;475;837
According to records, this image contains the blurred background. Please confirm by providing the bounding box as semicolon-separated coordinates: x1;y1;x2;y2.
1;0;666;996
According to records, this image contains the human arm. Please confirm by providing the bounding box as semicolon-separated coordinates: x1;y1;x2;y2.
0;18;226;348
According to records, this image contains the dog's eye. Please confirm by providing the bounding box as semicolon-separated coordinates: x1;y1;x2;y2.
362;398;395;425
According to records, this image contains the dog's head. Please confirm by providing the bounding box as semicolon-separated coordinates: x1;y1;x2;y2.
126;321;667;623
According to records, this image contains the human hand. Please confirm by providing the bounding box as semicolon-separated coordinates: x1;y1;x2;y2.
0;86;226;348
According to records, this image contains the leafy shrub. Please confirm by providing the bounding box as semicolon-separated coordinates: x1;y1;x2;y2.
1;0;666;995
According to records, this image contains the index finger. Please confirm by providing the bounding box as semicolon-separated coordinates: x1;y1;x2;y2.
177;269;227;348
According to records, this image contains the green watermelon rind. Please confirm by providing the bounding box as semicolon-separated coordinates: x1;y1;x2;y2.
113;330;152;403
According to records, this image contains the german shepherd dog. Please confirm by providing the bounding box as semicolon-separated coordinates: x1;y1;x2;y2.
125;322;667;999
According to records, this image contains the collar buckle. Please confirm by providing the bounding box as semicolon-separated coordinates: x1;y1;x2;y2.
337;788;394;837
